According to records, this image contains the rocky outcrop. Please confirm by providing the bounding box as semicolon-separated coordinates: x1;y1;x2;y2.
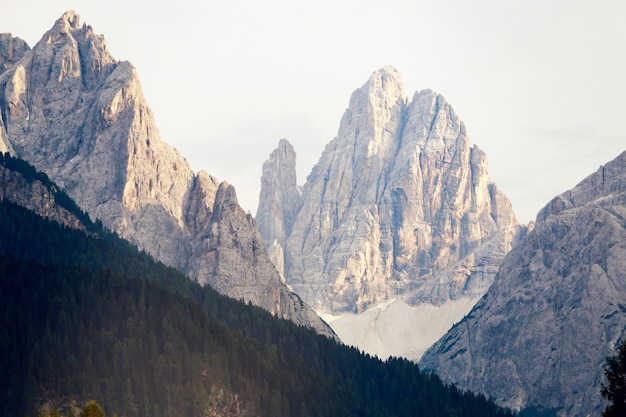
0;33;29;75
0;158;86;231
256;138;302;277
206;385;250;417
0;11;333;337
257;66;523;358
420;150;626;416
0;33;27;155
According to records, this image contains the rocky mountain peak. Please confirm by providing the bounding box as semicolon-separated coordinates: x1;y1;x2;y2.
49;10;81;35
256;138;302;278
536;150;626;222
258;67;524;358
334;66;406;164
276;137;297;160
34;10;117;93
256;138;301;242
0;11;334;338
361;65;405;108
420;149;626;415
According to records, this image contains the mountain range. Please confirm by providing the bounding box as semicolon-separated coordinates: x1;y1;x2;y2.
0;151;518;417
2;10;625;417
256;59;626;417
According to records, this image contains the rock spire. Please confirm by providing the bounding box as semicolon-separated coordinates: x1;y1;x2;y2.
255;138;302;277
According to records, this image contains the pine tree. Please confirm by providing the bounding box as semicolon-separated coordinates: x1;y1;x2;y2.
79;401;105;417
602;338;626;417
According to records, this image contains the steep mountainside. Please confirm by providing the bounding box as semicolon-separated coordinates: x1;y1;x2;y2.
0;153;87;231
0;11;331;336
0;33;28;154
420;150;626;416
0;165;515;417
257;67;524;359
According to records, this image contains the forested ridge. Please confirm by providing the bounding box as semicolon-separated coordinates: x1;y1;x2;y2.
0;153;98;232
0;156;515;417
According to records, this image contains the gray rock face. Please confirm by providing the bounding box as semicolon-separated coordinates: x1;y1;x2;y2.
259;67;523;316
256;67;523;359
420;150;626;416
255;138;302;277
0;161;86;231
0;33;28;154
0;11;333;337
0;33;29;75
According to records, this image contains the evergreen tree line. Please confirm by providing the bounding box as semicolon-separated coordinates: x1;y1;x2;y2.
602;338;626;417
0;157;515;417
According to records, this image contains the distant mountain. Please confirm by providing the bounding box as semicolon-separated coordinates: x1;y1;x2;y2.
0;11;331;336
257;66;525;359
420;150;626;416
0;155;514;417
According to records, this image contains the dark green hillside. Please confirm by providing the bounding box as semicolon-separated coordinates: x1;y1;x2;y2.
0;161;515;417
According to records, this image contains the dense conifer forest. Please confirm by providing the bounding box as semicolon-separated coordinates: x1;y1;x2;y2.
0;155;515;417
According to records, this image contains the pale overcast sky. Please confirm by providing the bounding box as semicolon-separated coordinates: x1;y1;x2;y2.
2;1;625;223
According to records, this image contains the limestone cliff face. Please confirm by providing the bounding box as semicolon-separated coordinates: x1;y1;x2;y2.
0;11;332;337
420;150;626;416
259;67;523;316
0;33;28;154
255;138;302;277
0;12;196;270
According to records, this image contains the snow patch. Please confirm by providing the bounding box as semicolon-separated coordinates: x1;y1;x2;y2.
322;297;480;361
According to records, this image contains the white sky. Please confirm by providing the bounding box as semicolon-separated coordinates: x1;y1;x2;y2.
2;1;625;223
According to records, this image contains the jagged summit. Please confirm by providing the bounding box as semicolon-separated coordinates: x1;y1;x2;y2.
0;11;334;337
257;67;524;359
256;138;302;278
357;65;405;107
49;9;81;32
330;66;406;166
537;149;626;222
0;33;29;74
373;65;403;79
294;66;521;312
256;137;301;245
